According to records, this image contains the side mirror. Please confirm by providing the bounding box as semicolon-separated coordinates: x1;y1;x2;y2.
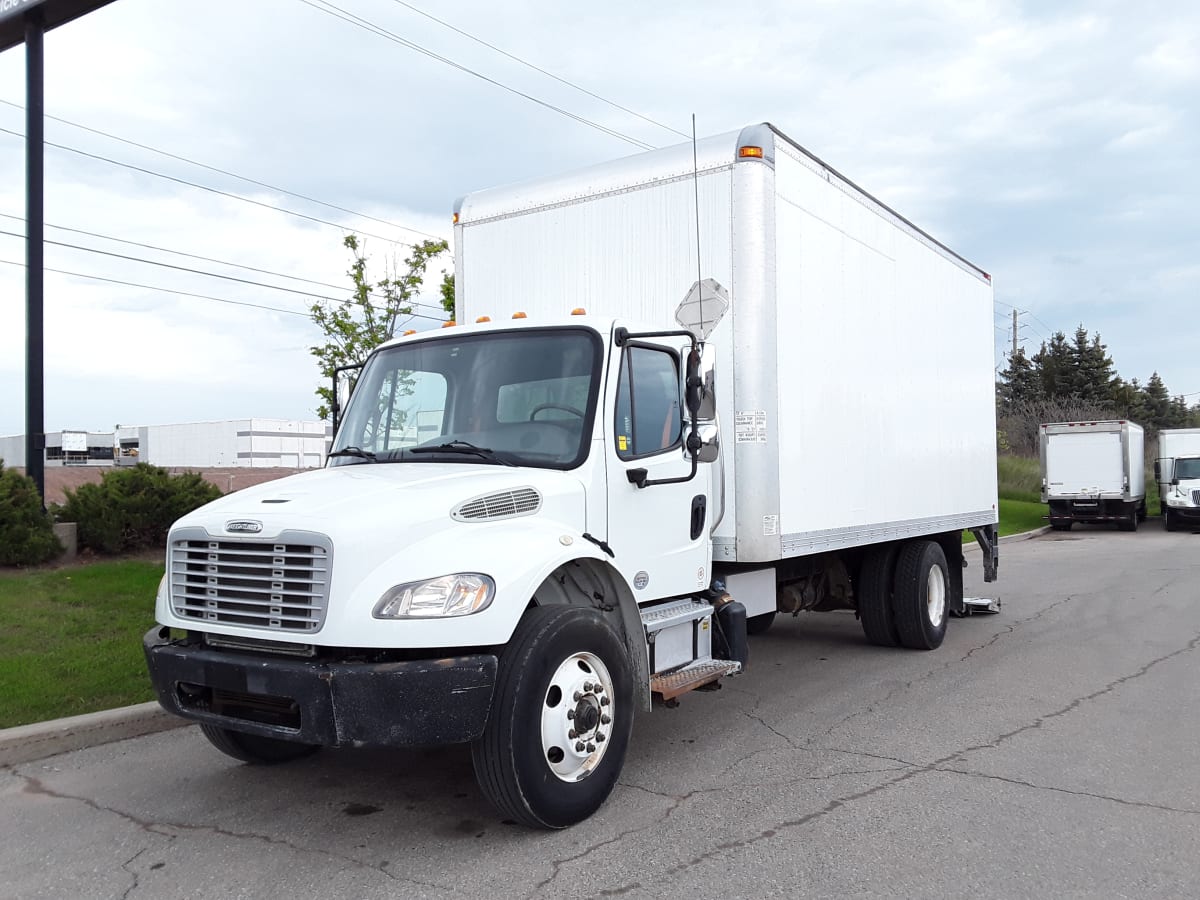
695;423;719;463
684;344;717;422
331;363;363;434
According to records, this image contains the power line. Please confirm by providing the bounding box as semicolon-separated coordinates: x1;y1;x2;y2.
0;97;445;243
387;0;689;141
296;0;657;151
0;125;437;249
0;258;449;322
0;227;446;314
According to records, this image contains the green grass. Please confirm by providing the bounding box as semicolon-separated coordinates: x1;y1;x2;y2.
0;560;162;729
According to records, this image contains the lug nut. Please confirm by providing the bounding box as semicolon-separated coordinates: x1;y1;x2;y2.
601;714;611;725
575;741;585;752
594;684;604;694
586;743;596;753
600;696;610;706
596;733;606;743
584;682;594;692
573;691;583;702
567;710;576;720
568;729;577;739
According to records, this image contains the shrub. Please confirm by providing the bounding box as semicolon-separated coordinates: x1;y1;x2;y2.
0;460;63;566
56;464;224;554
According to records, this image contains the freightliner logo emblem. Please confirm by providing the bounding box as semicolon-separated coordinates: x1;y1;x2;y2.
225;520;263;534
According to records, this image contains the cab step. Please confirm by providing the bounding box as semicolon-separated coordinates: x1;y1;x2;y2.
650;660;741;702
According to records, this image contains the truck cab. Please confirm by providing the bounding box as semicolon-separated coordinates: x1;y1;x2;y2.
144;314;730;828
1159;455;1200;531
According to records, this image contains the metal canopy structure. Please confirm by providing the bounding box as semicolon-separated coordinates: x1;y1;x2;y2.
1;0;117;502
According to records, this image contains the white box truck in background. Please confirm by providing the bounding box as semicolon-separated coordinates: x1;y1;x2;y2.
1156;428;1200;531
1040;420;1146;530
145;123;999;829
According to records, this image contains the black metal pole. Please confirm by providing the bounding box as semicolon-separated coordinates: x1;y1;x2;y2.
25;11;45;503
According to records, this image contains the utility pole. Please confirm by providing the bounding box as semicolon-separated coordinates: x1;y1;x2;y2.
1012;308;1018;360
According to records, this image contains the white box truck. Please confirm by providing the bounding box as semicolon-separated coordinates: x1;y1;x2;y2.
1040;420;1146;530
144;123;1000;828
1155;428;1200;531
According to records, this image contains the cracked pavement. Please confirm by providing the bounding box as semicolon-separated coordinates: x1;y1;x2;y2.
2;526;1198;898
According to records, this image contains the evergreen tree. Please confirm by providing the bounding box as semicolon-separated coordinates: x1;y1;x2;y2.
1032;332;1072;399
997;348;1040;408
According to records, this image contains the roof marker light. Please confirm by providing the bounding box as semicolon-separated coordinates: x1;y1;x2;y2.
452;212;460;224
739;146;764;159
476;316;491;323
442;320;457;328
402;329;417;336
512;311;527;319
571;308;586;316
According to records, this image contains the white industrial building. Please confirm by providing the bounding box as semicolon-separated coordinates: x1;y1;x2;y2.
1;418;329;469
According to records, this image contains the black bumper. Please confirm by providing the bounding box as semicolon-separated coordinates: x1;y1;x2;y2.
143;628;497;748
1168;506;1200;523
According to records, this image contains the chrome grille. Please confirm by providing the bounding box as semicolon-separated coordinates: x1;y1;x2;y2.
170;532;331;633
1193;490;1200;506
452;487;541;522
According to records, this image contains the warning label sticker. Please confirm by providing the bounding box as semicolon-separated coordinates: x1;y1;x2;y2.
735;410;767;443
762;515;779;536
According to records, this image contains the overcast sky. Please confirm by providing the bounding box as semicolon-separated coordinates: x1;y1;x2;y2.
2;0;1197;436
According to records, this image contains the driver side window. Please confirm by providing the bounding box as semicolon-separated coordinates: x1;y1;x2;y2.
614;347;682;460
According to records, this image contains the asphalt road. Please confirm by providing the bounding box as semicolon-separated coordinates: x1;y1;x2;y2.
3;526;1198;899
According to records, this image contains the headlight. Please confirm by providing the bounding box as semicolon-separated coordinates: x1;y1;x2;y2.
373;574;495;619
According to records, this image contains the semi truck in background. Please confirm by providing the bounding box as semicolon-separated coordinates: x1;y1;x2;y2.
1156;428;1200;531
1040;420;1146;531
144;123;1000;829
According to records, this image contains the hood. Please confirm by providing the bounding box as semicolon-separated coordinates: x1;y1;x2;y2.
172;462;587;543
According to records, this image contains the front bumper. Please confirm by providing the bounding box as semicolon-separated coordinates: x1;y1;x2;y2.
1166;505;1200;523
143;628;497;748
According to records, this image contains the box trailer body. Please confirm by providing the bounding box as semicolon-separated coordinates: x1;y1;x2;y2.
1040;420;1145;530
454;123;999;569
144;123;999;829
1156;428;1200;531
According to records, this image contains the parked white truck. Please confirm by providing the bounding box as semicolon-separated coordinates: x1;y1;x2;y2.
1039;420;1146;530
1155;428;1200;532
144;123;1000;828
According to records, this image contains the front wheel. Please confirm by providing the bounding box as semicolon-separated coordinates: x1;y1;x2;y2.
892;541;949;650
199;724;319;764
472;606;633;828
1165;509;1177;532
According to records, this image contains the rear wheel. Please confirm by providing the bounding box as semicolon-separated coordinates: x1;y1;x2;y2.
199;724;319;764
858;544;900;647
892;541;949;650
472;606;633;829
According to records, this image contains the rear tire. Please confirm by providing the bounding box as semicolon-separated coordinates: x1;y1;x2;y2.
746;612;776;635
199;724;319;764
858;544;900;647
472;605;633;829
892;541;949;650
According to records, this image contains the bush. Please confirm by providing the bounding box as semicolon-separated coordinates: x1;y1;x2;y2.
56;464;224;554
0;460;62;566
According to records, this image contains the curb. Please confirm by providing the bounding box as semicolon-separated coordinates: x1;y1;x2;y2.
0;702;189;767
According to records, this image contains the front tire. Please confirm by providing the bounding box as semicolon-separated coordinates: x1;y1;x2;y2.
892;541;949;650
1165;509;1177;532
472;606;633;828
199;724;319;764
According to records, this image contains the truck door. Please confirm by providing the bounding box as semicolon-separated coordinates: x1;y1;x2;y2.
605;337;712;602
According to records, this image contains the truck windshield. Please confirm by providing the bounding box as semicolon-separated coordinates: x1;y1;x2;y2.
1175;458;1200;480
330;328;601;469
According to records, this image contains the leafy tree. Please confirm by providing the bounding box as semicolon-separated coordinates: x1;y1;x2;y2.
310;235;451;419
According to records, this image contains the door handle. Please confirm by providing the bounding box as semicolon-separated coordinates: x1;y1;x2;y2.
690;494;707;540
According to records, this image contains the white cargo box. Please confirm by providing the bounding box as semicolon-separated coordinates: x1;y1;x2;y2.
1040;421;1145;501
455;123;998;564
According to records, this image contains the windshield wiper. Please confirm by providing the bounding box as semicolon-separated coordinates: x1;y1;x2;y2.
408;440;517;466
327;446;377;462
